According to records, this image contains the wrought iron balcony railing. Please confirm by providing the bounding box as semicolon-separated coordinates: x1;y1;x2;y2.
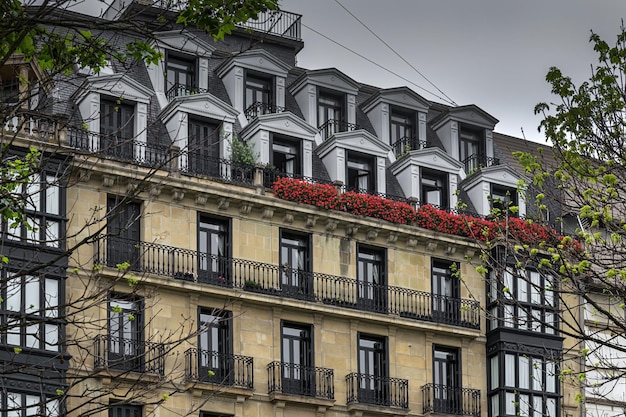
236;10;302;41
462;153;500;174
166;83;209;101
318;119;360;141
392;136;430;158
346;373;408;409
421;383;481;417
267;361;334;399
95;237;480;329
244;101;285;120
93;334;165;376
262;167;334;189
184;348;253;389
67;128;171;168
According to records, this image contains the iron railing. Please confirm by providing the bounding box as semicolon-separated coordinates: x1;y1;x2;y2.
267;361;334;399
462;153;500;174
422;383;481;417
244;101;285;120
318;119;360;141
237;10;302;41
166;83;209;101
180;154;256;186
184;348;253;388
346;373;408;409
93;334;165;376
94;237;480;329
66;128;171;168
392;136;430;157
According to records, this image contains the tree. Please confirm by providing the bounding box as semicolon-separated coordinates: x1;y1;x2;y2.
482;23;626;416
0;0;278;416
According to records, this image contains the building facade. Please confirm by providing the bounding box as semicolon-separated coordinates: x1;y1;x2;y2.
0;3;583;417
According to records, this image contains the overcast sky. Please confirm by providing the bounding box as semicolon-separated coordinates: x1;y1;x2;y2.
279;0;625;142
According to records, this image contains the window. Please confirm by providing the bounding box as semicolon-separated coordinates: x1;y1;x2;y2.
347;152;375;193
488;269;557;334
491;185;518;217
421;169;448;209
459;129;483;172
431;260;460;323
166;54;195;98
280;231;311;299
106;197;141;268
272;136;301;177
0;78;20;105
281;322;314;396
357;334;388;405
108;295;143;372
390;108;416;152
5;392;61;417
187;119;221;177
109;404;142;417
357;245;386;312
2;172;64;248
488;351;559;417
197;215;230;285
100;99;134;158
198;308;232;384
2;272;61;351
245;72;272;116
433;346;461;413
318;90;344;139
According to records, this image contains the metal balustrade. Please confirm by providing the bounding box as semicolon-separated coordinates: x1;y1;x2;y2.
318;119;360;141
421;383;481;417
95;237;480;329
180;154;256;186
184;348;253;388
236;10;302;41
166;83;208;101
345;373;408;409
267;361;334;399
93;334;165;376
244;101;285;120
462;153;500;174
391;136;430;157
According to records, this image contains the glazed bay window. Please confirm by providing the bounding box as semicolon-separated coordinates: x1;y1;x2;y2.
4;173;63;248
347;152;375;193
489;351;558;417
489;269;557;334
197;215;230;285
421;168;448;209
5;392;61;417
166;53;196;98
3;272;61;351
198;308;232;384
280;230;311;299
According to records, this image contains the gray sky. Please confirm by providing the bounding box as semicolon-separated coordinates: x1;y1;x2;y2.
280;0;625;142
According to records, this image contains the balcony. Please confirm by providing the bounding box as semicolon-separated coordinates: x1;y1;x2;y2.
179;154;256;186
236;10;302;42
346;373;408;409
67;127;171;168
318;119;359;141
94;237;481;329
421;384;481;417
244;101;285;120
166;83;209;101
392;136;430;158
267;361;334;400
462;153;500;174
93;335;165;376
184;348;253;389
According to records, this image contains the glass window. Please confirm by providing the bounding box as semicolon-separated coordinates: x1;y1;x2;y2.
347;152;375;193
421;169;448;209
357;334;387;404
280;231;311;299
197;215;229;285
198;308;231;383
100;99;134;158
272;136;301;176
245;73;272;114
166;54;195;96
390;108;416;154
357;245;386;312
491;185;518;216
281;322;313;395
431;260;459;321
108;295;143;372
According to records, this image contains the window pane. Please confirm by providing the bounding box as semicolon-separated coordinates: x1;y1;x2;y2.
504;305;514;327
519;356;529;389
505;392;516;415
546;361;556;392
46;176;60;215
25;394;38;417
505;354;515;386
504;270;513;299
490;355;499;389
490;394;499;417
24;276;39;314
26;175;40;211
7;392;20;417
46;221;60;247
44;278;58;317
6;274;21;311
519;394;530;417
7;319;20;345
533;396;543;417
532;357;542;390
530;271;541;304
45;324;58;351
545;312;555;334
26;324;38;348
518;276;528;302
26;217;39;242
546;398;556;417
46;398;60;417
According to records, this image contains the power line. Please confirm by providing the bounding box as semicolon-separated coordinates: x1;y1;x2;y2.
300;22;456;105
334;0;457;106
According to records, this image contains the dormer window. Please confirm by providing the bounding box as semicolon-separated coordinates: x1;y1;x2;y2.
165;54;196;99
187;118;221;177
272;135;301;176
347;151;375;193
390;108;417;155
460;128;484;173
245;72;273;119
318;90;345;140
0;78;19;105
421;168;448;209
100;98;134;158
491;184;518;217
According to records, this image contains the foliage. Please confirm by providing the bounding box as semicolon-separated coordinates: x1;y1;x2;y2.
230;133;258;166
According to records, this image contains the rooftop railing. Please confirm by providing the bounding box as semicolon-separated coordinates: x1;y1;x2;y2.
236;10;302;41
95;237;480;329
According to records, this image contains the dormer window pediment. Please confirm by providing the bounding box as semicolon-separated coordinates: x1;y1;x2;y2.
461;165;526;217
